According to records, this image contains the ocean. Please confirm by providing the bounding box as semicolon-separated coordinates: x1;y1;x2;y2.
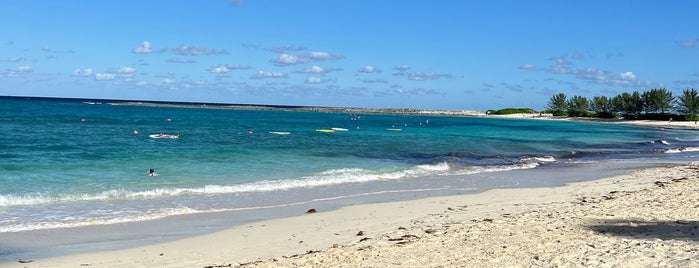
2;96;699;259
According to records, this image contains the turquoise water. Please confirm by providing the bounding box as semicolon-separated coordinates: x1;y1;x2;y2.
2;96;699;234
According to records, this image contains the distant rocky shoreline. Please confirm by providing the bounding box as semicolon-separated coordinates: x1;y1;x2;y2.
110;101;486;117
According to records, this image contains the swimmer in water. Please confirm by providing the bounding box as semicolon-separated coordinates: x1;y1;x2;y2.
147;168;157;176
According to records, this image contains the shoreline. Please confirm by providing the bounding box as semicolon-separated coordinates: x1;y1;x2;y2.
113;101;699;130
4;162;697;267
8;95;697;130
489;113;699;130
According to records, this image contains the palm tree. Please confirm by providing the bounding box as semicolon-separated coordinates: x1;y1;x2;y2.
590;96;613;118
546;93;567;116
676;88;699;120
613;91;643;118
567;95;589;117
642;88;674;114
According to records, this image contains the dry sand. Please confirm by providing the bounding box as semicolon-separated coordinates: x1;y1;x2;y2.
489;113;699;130
4;163;698;268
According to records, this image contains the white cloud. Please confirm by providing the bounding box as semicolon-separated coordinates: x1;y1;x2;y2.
605;52;624;59
242;43;261;49
359;78;388;84
133;41;153;54
304;51;343;61
74;68;94;77
408;72;452;81
17;66;32;72
181;80;206;89
280;54;299;64
271;53;308;66
572;68;650;87
305;76;322;84
619;71;636;80
393;64;411;72
410;88;445;96
94;73;115;81
358;65;380;73
8;56;24;62
549;55;572;66
270;45;307;54
306;76;337;84
209;64;252;74
227;64;252;70
41;46;74;54
210;65;231;74
118;67;137;74
3;66;33;77
167;58;197;64
519;64;536;69
271;51;342;66
370;85;445;97
300;65;341;74
678;39;697;48
171;45;227;56
306;65;326;73
522;55;660;88
251;70;288;79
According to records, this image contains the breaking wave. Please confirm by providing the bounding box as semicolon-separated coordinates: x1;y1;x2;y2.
0;156;556;208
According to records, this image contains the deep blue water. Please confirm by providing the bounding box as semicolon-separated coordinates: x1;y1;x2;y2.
2;96;699;233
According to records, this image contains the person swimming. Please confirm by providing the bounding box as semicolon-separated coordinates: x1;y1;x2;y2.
147;168;157;176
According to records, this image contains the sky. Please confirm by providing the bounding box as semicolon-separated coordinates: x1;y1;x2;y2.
1;0;698;110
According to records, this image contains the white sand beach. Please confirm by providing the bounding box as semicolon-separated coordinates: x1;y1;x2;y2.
489;113;699;130
4;163;698;268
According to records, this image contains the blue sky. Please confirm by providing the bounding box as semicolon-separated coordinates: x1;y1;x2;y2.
1;0;698;110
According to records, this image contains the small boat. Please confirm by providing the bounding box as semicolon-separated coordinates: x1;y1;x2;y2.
315;129;336;133
331;127;349;131
149;133;179;139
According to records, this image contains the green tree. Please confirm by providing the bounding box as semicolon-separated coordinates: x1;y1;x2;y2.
642;88;674;114
590;96;613;118
610;95;624;114
676;88;699;120
546;93;568;116
613;91;643;118
567;95;589;117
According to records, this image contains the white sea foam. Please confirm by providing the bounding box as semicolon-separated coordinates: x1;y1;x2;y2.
1;185;480;233
452;156;556;175
415;162;451;172
0;190;131;207
519;156;556;163
0;160;551;208
0;166;436;207
0;206;205;233
665;147;699;154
